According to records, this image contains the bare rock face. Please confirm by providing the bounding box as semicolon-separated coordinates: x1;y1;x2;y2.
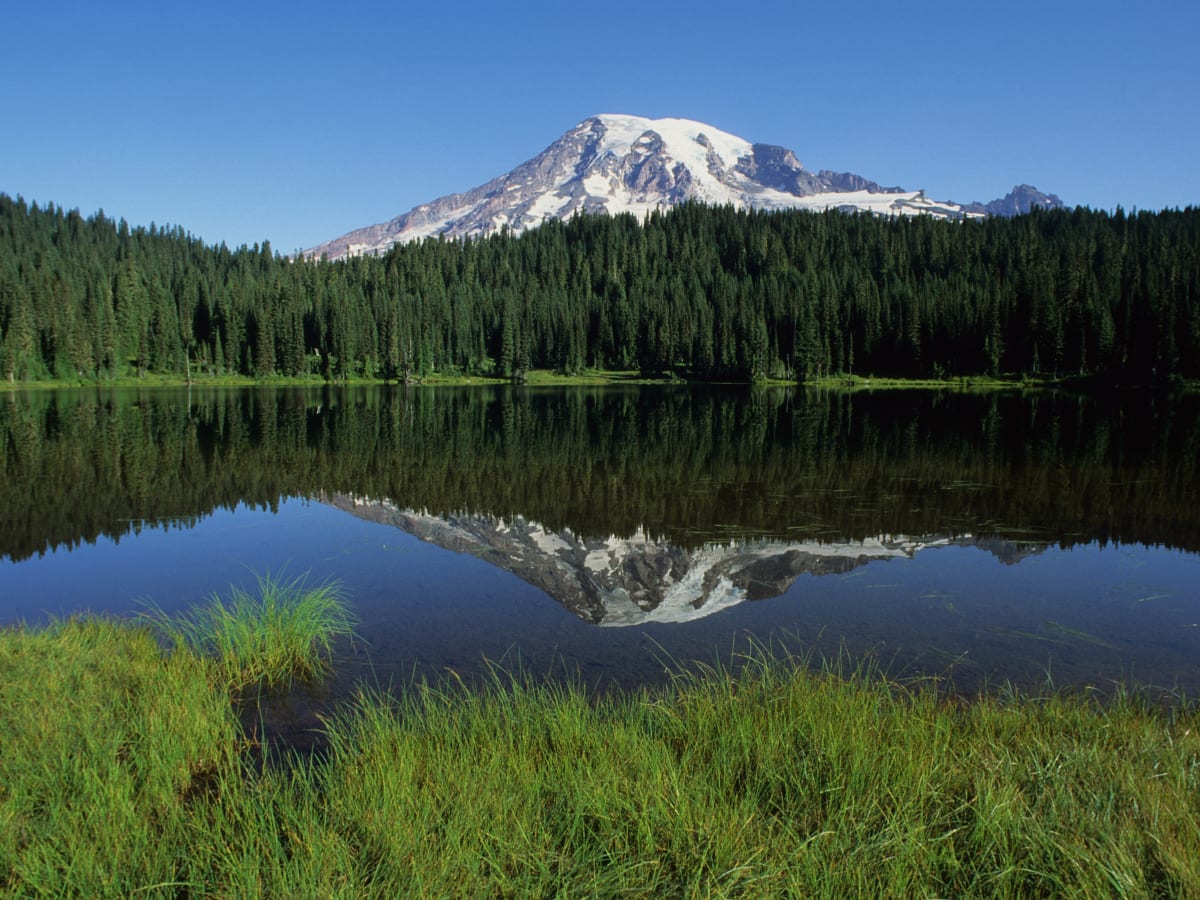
958;184;1065;217
817;170;904;194
985;184;1066;216
305;114;1065;260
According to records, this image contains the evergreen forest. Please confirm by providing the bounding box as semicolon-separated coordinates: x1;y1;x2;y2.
1;193;1197;384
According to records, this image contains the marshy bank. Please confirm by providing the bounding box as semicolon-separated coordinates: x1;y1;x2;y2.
2;580;1198;897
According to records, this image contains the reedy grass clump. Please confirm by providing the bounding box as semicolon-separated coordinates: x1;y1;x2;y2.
304;654;1200;897
143;574;355;694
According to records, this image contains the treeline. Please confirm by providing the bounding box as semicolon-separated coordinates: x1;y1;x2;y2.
1;193;1198;383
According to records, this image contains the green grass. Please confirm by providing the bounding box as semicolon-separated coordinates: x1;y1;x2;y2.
142;574;356;694
2;609;1199;897
0;372;293;391
0;615;241;896
306;657;1200;896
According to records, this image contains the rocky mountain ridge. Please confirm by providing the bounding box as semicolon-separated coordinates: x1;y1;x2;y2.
307;114;1064;260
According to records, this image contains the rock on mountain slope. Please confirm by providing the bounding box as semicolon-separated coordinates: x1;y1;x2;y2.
306;114;1064;260
960;184;1065;217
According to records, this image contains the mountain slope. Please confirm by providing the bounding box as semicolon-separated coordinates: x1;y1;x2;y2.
307;114;1063;260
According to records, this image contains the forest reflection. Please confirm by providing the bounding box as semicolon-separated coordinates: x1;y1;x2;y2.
2;384;1197;565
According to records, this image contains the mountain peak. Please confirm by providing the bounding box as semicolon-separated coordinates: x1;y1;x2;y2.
991;184;1066;216
306;115;1064;260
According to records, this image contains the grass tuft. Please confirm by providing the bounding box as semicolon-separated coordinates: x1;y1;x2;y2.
143;573;355;694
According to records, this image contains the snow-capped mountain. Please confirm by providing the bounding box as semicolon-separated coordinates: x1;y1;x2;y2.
328;495;1040;627
306;114;1064;260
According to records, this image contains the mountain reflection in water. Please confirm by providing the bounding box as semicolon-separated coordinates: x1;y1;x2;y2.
331;495;1042;627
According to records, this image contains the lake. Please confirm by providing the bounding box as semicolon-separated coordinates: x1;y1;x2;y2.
2;384;1199;718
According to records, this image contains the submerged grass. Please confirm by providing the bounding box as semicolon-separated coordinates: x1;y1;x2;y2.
2;608;1199;897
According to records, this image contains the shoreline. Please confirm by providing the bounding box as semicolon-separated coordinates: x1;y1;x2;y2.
3;599;1198;895
4;369;1196;393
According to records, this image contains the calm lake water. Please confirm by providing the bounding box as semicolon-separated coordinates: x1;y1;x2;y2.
2;385;1199;717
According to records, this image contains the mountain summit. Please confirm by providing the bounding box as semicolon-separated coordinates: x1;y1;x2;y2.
307;114;1063;260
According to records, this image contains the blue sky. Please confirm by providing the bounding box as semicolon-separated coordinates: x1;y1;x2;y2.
3;0;1197;253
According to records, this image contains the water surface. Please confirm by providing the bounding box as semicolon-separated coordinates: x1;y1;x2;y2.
2;385;1198;710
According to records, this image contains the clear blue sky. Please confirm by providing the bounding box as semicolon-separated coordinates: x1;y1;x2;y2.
3;0;1196;253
